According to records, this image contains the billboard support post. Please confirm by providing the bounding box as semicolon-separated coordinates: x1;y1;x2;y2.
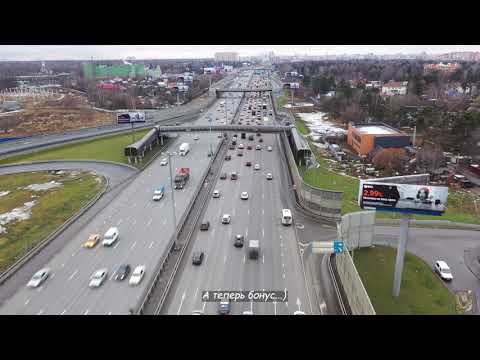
392;216;410;297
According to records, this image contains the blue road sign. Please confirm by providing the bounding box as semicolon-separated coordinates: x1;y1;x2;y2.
333;241;344;253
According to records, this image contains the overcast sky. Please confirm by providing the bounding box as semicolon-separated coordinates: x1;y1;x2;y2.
1;45;480;61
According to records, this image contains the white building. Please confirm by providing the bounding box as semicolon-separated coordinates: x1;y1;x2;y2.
203;67;217;74
381;81;408;96
365;81;382;89
214;52;239;62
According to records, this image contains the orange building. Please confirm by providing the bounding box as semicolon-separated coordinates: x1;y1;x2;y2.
347;122;410;156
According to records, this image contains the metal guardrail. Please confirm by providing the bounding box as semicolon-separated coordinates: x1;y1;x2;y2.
0;173;109;284
327;254;348;315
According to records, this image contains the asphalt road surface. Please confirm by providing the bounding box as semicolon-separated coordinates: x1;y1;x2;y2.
375;226;480;312
0;73;249;315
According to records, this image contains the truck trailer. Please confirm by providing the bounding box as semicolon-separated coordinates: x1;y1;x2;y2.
174;168;190;189
179;142;190;156
248;240;260;260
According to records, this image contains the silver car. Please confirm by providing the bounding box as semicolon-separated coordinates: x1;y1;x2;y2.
89;268;108;288
27;268;50;288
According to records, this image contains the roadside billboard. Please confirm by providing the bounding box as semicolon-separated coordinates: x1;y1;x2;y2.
117;112;146;124
358;181;449;216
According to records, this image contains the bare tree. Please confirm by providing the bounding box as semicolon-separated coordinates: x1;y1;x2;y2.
416;144;445;172
372;148;407;176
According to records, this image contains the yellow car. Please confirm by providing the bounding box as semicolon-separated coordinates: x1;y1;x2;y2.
84;234;100;248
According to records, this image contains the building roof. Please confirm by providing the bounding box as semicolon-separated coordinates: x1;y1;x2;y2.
382;81;407;88
352;123;405;136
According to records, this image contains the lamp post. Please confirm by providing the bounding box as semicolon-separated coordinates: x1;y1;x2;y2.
165;151;178;248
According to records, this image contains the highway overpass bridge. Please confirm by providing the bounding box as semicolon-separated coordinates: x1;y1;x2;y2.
215;88;273;98
155;124;291;134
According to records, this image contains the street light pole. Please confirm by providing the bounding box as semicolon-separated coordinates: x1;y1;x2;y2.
167;152;178;247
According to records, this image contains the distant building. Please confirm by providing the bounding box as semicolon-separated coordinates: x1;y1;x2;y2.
347;122;410;156
146;65;162;80
423;62;461;74
223;65;234;72
203;67;217;74
365;81;382;89
381;81;408;96
214;52;239;62
82;63;146;80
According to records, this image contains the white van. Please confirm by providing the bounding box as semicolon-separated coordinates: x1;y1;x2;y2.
281;209;293;226
102;227;119;246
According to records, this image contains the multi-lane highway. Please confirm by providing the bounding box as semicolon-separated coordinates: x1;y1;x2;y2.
161;74;312;315
0;72;250;314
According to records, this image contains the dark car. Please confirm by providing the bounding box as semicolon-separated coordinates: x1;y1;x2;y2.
229;145;235;150
220;172;227;180
245;161;252;167
257;133;261;137
234;234;244;248
247;145;252;150
225;155;231;161
113;264;131;281
192;252;204;265
230;172;238;180
218;301;230;315
200;221;210;231
237;151;243;157
248;135;254;141
259;138;263;143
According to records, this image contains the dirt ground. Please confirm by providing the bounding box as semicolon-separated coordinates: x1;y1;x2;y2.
0;93;115;137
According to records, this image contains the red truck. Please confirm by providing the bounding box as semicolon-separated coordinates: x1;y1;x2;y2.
174;168;190;189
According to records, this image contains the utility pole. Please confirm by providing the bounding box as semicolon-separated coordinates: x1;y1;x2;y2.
167;152;178;248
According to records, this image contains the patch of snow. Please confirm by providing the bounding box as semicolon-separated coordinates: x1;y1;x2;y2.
0;191;10;197
0;200;37;234
297;112;347;137
23;181;63;192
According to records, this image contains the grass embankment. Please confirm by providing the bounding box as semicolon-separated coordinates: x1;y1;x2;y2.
299;121;480;224
0;171;104;272
354;246;458;314
0;129;169;169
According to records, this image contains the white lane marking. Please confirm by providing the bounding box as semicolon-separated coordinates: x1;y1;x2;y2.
319;301;327;315
202;302;206;312
246;228;249;237
60;309;66;315
194;287;199;299
68;269;78;281
262;193;264;199
132;203;136;208
224;255;227;264
285;302;288;308
243;255;246;263
146;218;152;227
296;298;302;312
24;299;30;306
262;254;265;264
262;228;264;238
107;312;112;315
280;243;283;247
279;235;282;239
71;252;76;257
148;241;154;249
117;219;123;226
61;263;65;267
177;292;186;315
282;263;285;268
282;273;286;279
50;273;55;280
84;309;89;315
281;252;284;257
262;209;264;214
130;241;137;250
114;242;119;249
247;209;250;215
163;218;167;225
37;309;44;315
132;219;137;225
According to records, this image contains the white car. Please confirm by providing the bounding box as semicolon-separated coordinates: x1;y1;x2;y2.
212;190;221;198
27;268;50;288
267;146;272;152
193;135;200;140
238;144;245;149
240;191;249;200
222;214;231;224
160;158;168;166
152;189;164;201
254;164;261;170
266;173;273;180
256;145;262;150
89;268;108;288
293;311;305;315
129;265;146;286
434;261;453;281
242;310;254;315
